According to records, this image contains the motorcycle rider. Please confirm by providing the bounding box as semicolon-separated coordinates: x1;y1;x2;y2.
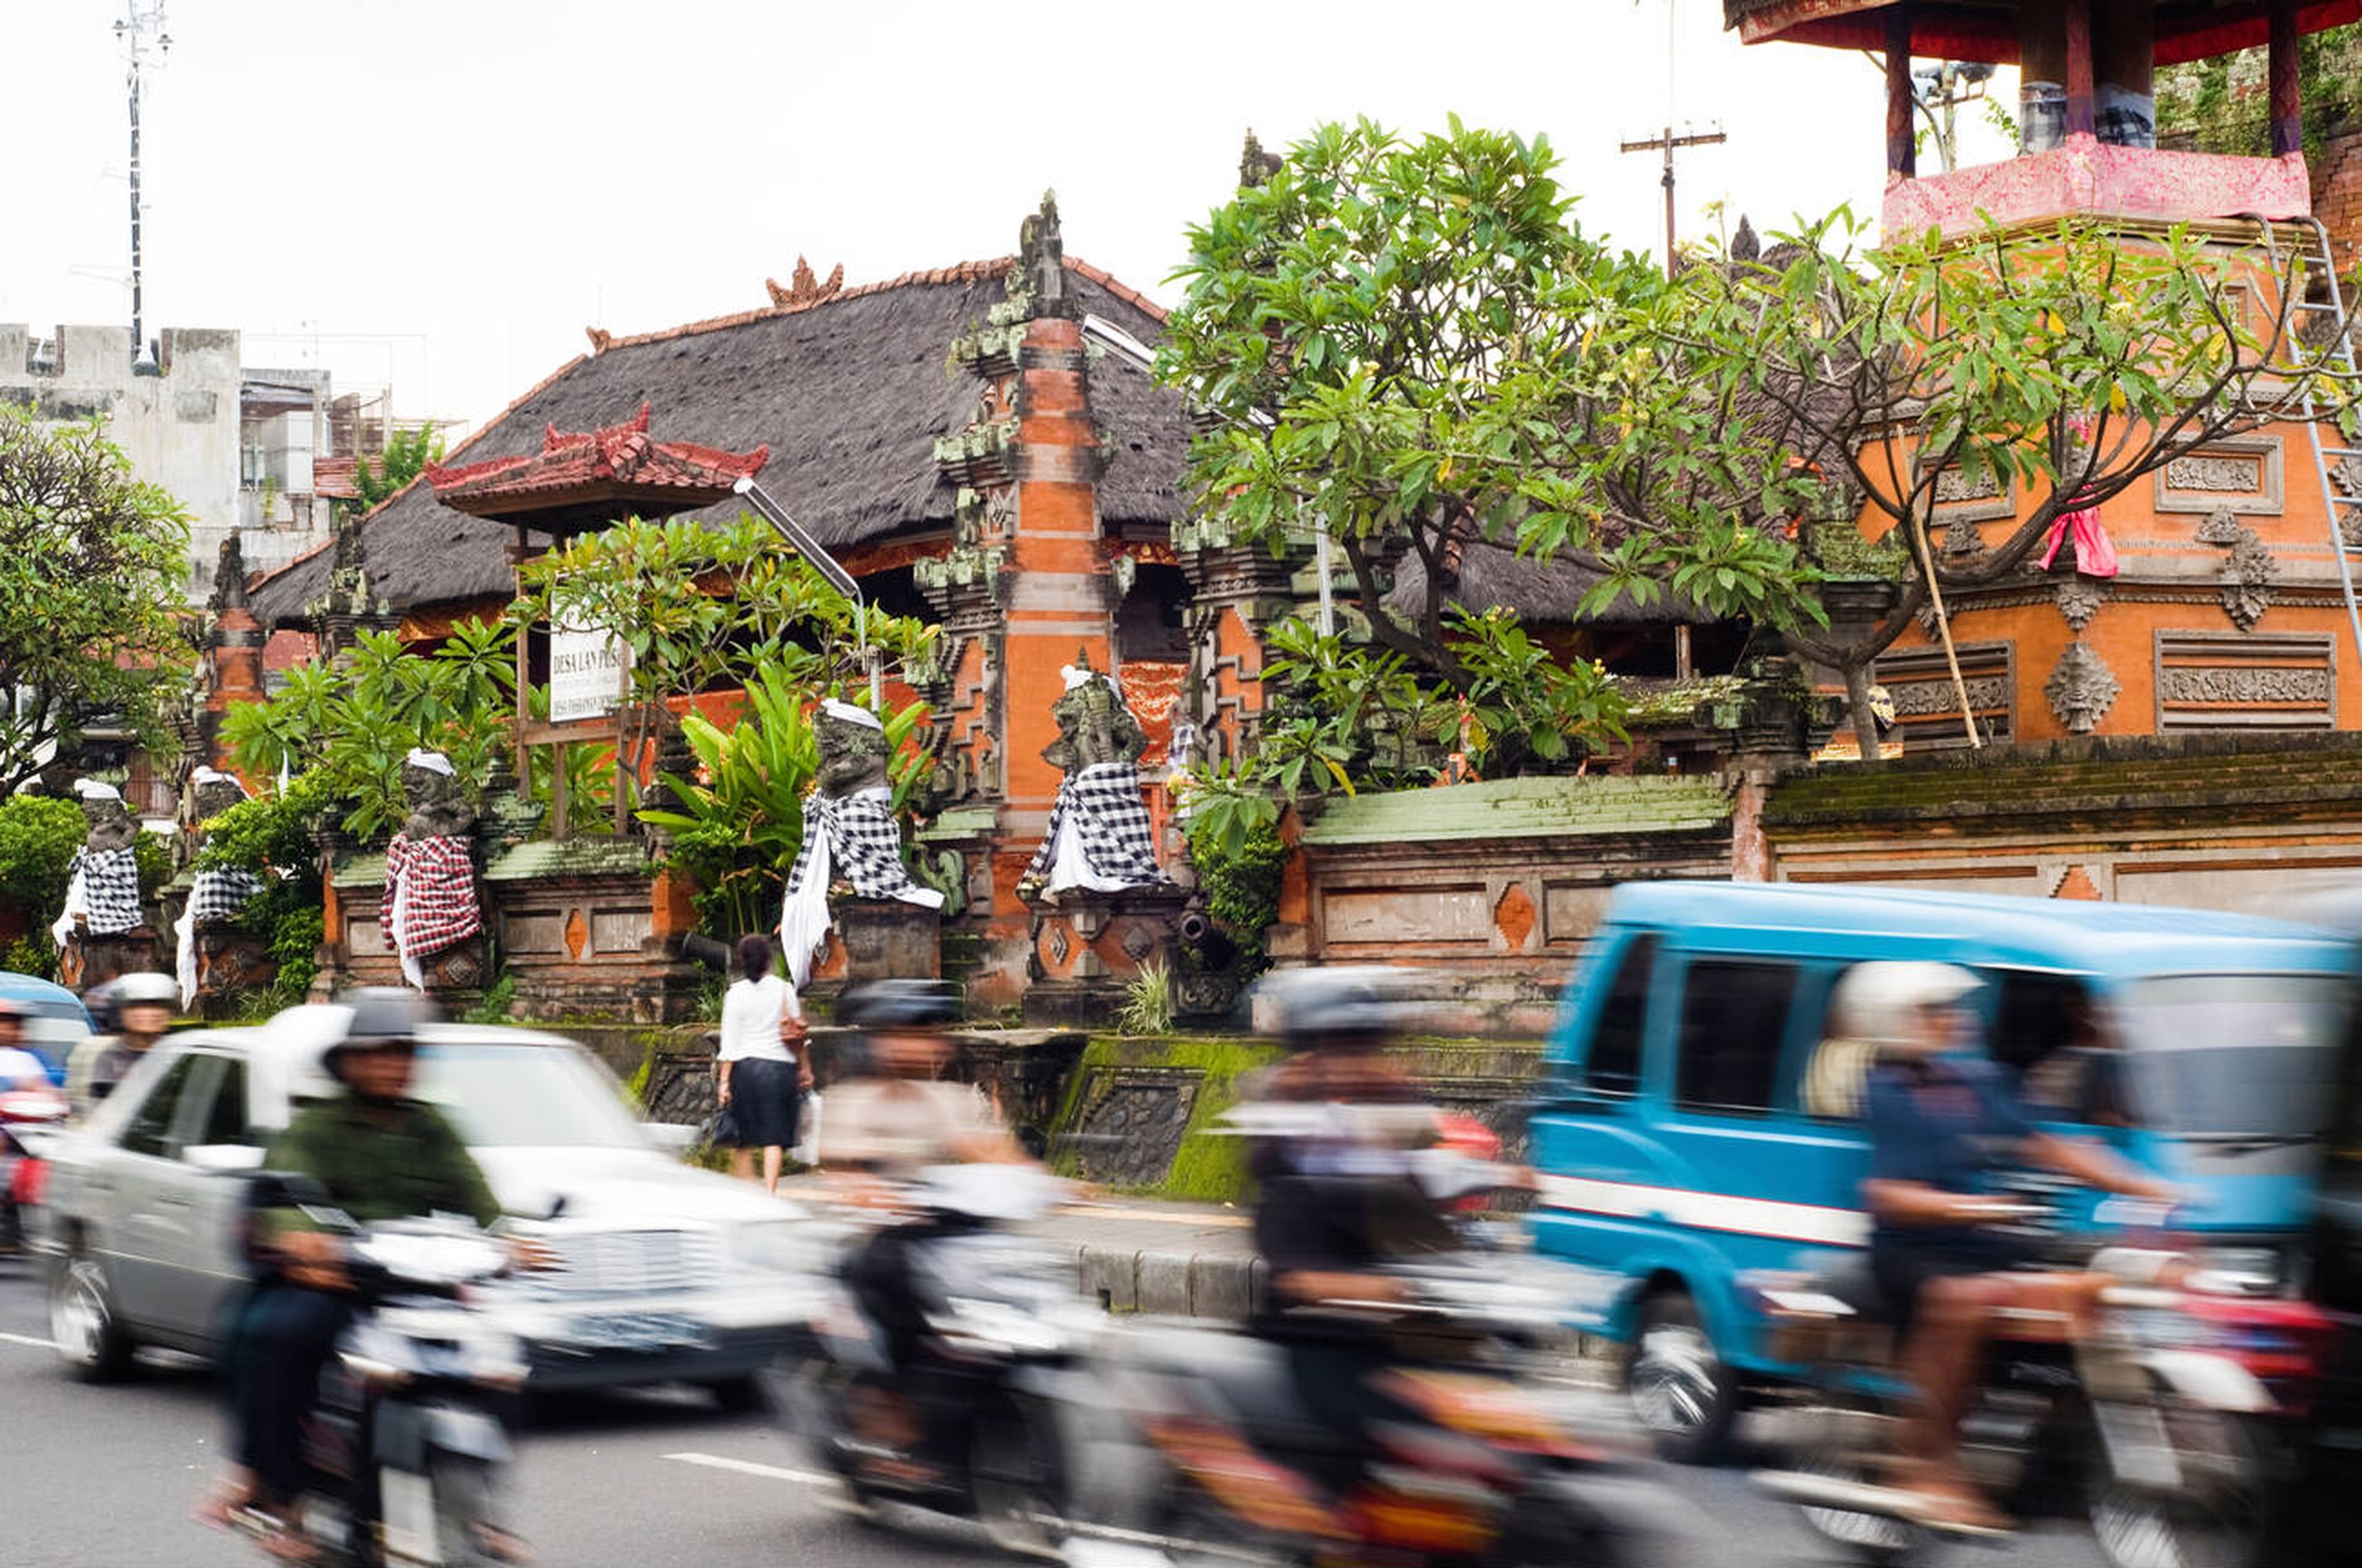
1241;970;1458;1500
196;989;525;1563
0;999;54;1089
65;970;176;1116
822;979;1027;1478
1854;961;2180;1533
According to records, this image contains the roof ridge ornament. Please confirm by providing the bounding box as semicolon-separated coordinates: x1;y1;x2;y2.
1017;191;1067;318
766;256;846;309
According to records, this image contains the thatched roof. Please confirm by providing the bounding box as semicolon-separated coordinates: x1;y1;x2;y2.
1724;1;2358;66
1384;539;1716;627
246;258;1186;627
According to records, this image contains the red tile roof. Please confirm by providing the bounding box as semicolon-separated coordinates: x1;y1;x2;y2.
423;401;769;515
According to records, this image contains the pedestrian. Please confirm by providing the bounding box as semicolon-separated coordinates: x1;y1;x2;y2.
715;934;809;1196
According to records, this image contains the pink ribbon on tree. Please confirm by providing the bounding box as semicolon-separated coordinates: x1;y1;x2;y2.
2038;417;2119;579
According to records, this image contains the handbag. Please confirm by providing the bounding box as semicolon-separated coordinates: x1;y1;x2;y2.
791;1090;822;1167
704;1100;743;1149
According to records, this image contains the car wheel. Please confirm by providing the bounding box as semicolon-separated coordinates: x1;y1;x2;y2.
50;1246;134;1382
1626;1288;1736;1464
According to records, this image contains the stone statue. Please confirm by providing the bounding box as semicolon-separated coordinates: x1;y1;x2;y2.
1020;659;1168;900
777;700;944;987
175;767;265;1007
381;749;484;990
51;779;151;988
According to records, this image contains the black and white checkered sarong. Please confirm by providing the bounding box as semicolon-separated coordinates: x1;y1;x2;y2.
71;847;144;936
785;788;933;902
1027;761;1166;888
186;868;263;925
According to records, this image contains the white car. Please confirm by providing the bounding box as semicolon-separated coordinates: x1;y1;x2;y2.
34;1007;807;1404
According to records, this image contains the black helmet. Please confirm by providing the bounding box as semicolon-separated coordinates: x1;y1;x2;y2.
837;978;962;1032
324;987;438;1084
1255;968;1406;1050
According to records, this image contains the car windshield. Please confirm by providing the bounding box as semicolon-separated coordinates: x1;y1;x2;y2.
2116;975;2348;1138
413;1042;649;1150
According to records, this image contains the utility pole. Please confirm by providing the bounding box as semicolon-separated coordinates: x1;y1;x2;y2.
114;2;171;369
1619;124;1727;281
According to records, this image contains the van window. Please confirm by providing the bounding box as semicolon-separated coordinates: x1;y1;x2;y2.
1583;934;1658;1096
119;1054;202;1159
1675;959;1801;1113
1987;969;2096;1077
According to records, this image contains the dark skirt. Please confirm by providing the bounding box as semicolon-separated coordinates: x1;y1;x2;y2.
725;1057;802;1149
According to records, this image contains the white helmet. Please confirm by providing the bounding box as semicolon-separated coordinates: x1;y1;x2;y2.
1829;960;1980;1046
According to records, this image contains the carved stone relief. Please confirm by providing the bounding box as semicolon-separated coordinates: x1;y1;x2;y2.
1933;468;2001;503
2219;527;2279;631
2165;454;2263;492
2154;436;2284;516
1886;675;2014;717
2196;504;2244;546
1942;509;1987;558
2157;667;2332;704
2045;640;2119;733
2054;575;2108;631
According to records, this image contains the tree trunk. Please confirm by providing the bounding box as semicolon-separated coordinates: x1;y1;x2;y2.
1842;658;1883;771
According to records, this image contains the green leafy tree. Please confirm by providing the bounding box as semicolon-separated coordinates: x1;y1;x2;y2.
194;772;332;1005
515;512;938;831
346;423;444;517
1160;118;1828;693
0;793;91;974
0;405;194;792
1688;211;2360;760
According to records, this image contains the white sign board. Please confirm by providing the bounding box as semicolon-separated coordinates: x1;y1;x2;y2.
549;624;630;724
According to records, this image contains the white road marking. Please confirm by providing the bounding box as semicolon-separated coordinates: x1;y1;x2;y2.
0;1329;56;1351
661;1451;832;1486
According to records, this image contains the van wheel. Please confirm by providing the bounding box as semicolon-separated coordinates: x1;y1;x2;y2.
1626;1289;1735;1464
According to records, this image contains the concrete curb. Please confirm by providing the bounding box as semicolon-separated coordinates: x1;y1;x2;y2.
1069;1243;1265;1318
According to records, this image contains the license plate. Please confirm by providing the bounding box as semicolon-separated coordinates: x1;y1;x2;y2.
561;1311;712;1353
380;1466;440;1565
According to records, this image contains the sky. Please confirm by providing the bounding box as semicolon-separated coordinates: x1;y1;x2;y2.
4;0;2015;440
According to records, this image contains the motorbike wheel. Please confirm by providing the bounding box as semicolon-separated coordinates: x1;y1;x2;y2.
969;1396;1066;1561
1787;1455;1930;1568
1626;1288;1737;1464
2088;1405;2267;1568
49;1245;134;1382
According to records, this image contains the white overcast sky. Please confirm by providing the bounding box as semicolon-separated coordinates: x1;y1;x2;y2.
5;0;2013;437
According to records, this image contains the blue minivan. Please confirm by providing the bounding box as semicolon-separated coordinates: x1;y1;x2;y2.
1523;880;2358;1460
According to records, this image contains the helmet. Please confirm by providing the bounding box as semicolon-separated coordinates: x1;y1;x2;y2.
1254;968;1406;1050
323;987;438;1085
1829;961;1981;1046
837;979;962;1032
114;972;179;1009
82;978;120;1032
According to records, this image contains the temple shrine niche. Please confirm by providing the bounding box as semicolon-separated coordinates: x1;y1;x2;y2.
1728;0;2362;749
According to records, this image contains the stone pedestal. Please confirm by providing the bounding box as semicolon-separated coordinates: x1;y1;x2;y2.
483;839;703;1024
57;928;163;992
1022;883;1189;1026
191;928;278;1018
951;1028;1087;1155
802;898;944;1016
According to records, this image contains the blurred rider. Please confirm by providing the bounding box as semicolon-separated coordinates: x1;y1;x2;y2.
1243;971;1454;1495
198;989;520;1564
822;980;1027;1473
66;971;176;1116
1855;961;2179;1533
0;1000;54;1090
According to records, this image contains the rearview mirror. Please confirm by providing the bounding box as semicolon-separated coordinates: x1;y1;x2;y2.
184;1143;267;1175
642;1121;700;1154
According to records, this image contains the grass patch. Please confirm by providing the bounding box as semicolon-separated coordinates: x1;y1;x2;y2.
1049;1034;1286;1205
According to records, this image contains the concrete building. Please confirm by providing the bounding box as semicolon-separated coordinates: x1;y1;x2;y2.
0;322;389;602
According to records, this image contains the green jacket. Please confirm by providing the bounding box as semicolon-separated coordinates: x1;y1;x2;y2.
264;1095;501;1234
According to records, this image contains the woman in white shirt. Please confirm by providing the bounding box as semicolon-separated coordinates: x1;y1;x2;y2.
715;934;809;1195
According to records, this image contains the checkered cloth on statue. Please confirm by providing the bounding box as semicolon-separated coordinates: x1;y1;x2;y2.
177;868;263;1008
51;846;144;944
382;832;483;989
777;785;944;988
1026;760;1168;894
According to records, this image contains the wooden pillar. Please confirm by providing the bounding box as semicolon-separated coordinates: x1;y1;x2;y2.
2063;0;2096;141
2269;0;2303;158
1885;7;1916;183
511;522;531;779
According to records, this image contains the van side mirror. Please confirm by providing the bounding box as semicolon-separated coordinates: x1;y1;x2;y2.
642;1120;700;1154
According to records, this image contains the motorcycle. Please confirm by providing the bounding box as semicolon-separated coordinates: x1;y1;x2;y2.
777;1162;1087;1559
0;1081;68;1253
1751;1179;2281;1568
225;1172;530;1568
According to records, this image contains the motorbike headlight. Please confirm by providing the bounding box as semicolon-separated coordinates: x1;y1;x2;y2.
733;1220;807;1276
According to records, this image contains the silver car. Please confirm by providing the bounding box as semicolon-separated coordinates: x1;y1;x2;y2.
33;1007;808;1404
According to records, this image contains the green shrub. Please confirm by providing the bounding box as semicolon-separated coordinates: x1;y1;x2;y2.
0;795;90;950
